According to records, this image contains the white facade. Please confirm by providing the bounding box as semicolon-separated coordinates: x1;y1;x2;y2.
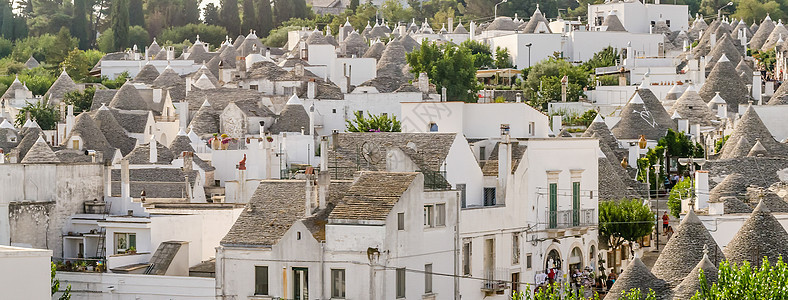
0;245;52;300
400;102;550;139
588;2;689;33
100;60;201;79
485;33;563;69
58;272;215;299
565;31;665;62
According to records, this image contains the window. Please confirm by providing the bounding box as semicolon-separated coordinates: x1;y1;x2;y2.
72;139;80;150
528;122;535;136
512;233;520;264
483;187;496;206
114;233;136;254
512;272;520;294
435;204;446;227
255;266;269;295
429;122;438;132
457;184;467;208
549;183;557;229
462;241;472;275
479;146;486;160
397;212;405;230
283;86;294;95
332;108;337;113
526;254;533;269
8;136;16;142
250;85;259;91
396;268;406;298
297;231;302;240
331;269;345;298
424;264;433;294
423;205;434;228
572;182;580;227
484;238;495;274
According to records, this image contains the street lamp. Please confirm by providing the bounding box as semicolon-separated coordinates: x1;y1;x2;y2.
678;157;706;210
717;2;733;20
494;0;508;19
525;43;533;68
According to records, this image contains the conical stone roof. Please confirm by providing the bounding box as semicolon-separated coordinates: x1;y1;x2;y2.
602;13;626;32
692;20;721;57
399;34;419;53
699;54;747;113
16;127;43;160
269;94;310;134
169;131;195;155
671;250;719;300
705;34;743;70
188;100;219;138
520;8;551;33
65;113;115;158
582;114;621;152
651;210;725;287
486;16;518;31
611;89;676;140
668;85;717;126
736;59;753;85
605;257;672;300
720;135;752;159
747;139;768;157
767;81;788;105
108;82;149;111
44;70;79;104
745;185;788;212
152;66;182;88
93;106;137;155
21;135;59;164
760;21;788;50
363;41;385;60
720;105;786;158
343;31;368;58
133;64;160;85
749;17;775;50
724;200;788;266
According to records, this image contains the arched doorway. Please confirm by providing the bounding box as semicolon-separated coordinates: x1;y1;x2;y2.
569;247;583;272
589;245;597;272
545;249;561;271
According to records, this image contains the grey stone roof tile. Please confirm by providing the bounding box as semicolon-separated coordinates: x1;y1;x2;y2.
699;56;748;113
329;172;418;221
671;253;718;300
724;200;788;265
651;210;725;287
611;89;677;140
93;107;137;155
124;140;175;165
109;83;149;111
605;257;671;300
133;64;160;85
20;135;59;163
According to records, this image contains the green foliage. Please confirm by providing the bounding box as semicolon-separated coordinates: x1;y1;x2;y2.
407;41;479;102
752;49;776;71
715;135;729;153
15;100;59;130
731;0;785;23
72;0;89;49
495;46;513;69
668;178;691;218
159;24;228;48
380;0;412;23
461;40;494;69
220;0;242;35
203;3;221;26
26;0;72;36
692;256;788;299
576;109;598;127
598;74;621;86
129;0;145;27
61;49;103;82
349;0;359;11
583;46;618;71
511;282;655;300
128;26;150;50
257;0;275;37
346;111;401;132
273;0;310;26
63;86;95;113
110;0;130;51
522;58;590;109
599;199;654;261
0;67;57;96
263;18;316;47
101;71;130;89
51;262;71;299
241;0;257;33
183;0;202;25
0;37;11;58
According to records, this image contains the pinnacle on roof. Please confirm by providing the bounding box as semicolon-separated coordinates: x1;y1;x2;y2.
705;35;743;70
724;200;788;266
651;209;725;287
671;111;682;119
0;118;14;129
699;52;748;114
710;92;726;104
611;89;676;140
669;84;717;126
592;113;604;123
343;17;352;27
286;93;302;106
749;16;775;50
719;105;786;158
748;139;768;157
630;91;644;104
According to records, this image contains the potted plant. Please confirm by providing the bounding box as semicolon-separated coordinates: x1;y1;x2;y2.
128;246;137;254
266;136;274;142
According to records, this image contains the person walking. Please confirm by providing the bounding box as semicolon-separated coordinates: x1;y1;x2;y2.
662;212;670;235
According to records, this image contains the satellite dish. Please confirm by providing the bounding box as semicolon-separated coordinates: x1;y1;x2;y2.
361;141;381;164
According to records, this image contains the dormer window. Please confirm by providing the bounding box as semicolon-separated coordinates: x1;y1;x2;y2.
8;136;16;143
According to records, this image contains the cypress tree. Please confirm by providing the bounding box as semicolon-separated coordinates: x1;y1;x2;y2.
0;3;12;40
13;16;26;40
110;0;130;51
203;3;221;26
129;0;144;27
273;0;293;25
183;0;201;25
258;0;273;37
349;0;359;11
241;0;255;34
72;0;89;49
293;0;308;19
220;0;241;36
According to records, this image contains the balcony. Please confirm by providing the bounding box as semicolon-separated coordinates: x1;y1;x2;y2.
481;268;508;294
546;209;596;230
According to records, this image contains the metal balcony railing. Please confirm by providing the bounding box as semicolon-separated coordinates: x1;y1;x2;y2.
482;268;508;292
546;209;596;229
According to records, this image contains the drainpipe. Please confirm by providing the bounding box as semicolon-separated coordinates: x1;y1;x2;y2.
454;191;460;299
320;241;325;299
283;266;287;299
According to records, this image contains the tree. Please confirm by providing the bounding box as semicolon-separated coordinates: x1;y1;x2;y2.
241;0;256;33
15;100;59;130
109;0;129;51
51;262;71;300
183;0;202;25
732;0;784;25
407;41;480;102
272;0;294;25
101;71;130;89
346;111;401;132
220;0;241;35
257;0;274;37
349;0;359;11
203;3;221;26
63;86;95;113
0;3;14;40
60;48;92;81
461;40;494;69
599;199;653;265
495;46;512;68
51;27;77;64
693;256;788;299
522;57;591;109
128;0;144;27
583;46;618;71
159;24;228;48
72;0;89;49
380;0;412;23
128;25;149;49
668;178;691;218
